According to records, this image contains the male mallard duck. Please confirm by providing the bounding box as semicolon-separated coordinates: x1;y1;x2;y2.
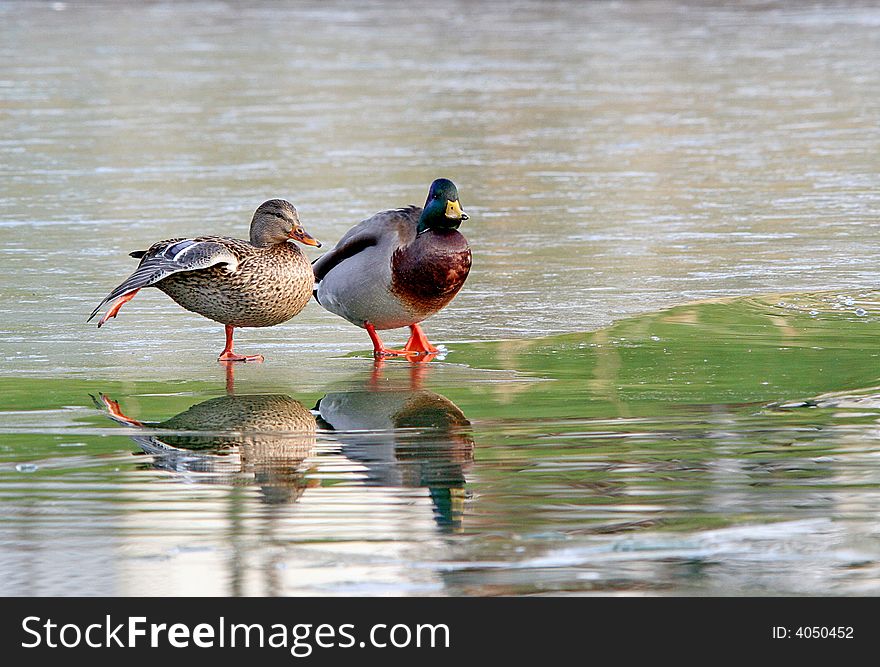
88;199;321;362
315;388;473;529
312;179;471;357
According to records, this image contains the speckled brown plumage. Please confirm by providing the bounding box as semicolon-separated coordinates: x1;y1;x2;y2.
101;393;316;505
159;394;317;452
155;236;314;328
89;199;321;360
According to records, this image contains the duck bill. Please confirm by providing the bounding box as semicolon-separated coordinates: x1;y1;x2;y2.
291;228;322;247
445;199;469;221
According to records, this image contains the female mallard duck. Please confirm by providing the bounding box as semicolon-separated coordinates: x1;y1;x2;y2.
88;199;321;362
312;178;471;357
98;393;316;504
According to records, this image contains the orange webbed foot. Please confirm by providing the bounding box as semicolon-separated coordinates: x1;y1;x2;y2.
403;324;439;355
365;322;412;358
217;352;264;363
374;347;411;358
218;325;264;362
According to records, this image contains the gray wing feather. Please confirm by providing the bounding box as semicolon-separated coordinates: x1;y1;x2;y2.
312;207;419;283
88;239;239;322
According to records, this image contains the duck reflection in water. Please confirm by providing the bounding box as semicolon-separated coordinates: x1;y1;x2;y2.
97;389;317;505
96;361;473;529
315;361;474;531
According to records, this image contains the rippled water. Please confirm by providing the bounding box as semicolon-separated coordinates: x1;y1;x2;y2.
3;1;880;595
4;292;880;595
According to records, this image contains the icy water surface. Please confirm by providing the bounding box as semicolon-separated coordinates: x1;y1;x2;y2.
3;0;880;370
3;2;880;595
3;293;880;595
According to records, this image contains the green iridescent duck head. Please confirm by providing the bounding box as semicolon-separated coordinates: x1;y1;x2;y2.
417;179;469;234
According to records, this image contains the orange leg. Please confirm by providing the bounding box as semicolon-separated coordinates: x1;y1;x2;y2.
97;289;140;328
222;360;236;394
368;355;433;388
99;394;144;427
365;322;410;358
403;323;439;355
217;325;264;363
369;358;386;388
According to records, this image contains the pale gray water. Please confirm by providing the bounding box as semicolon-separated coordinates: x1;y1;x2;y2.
3;1;880;596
